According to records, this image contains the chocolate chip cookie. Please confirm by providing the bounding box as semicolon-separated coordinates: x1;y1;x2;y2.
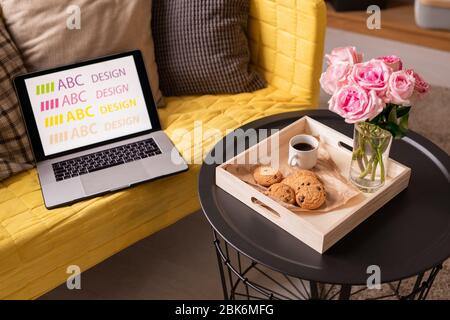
266;183;296;204
253;166;283;187
281;170;320;193
295;184;326;210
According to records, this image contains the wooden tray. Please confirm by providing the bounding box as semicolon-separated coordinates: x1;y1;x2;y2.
215;116;411;253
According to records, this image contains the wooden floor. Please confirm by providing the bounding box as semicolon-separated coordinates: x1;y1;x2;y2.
41;210;450;300
326;1;450;52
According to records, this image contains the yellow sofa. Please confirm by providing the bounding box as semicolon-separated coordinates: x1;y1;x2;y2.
0;0;326;299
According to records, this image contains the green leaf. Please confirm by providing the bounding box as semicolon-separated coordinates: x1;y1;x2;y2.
396;106;411;118
384;122;402;139
369;112;383;125
399;112;409;136
388;105;398;123
367;103;411;139
384;104;393;120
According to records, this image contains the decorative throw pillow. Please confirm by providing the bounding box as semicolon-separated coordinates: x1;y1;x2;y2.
0;0;164;105
0;17;33;181
152;0;266;96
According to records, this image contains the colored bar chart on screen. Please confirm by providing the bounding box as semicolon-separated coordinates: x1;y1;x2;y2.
45;114;64;128
36;82;55;95
49;131;69;145
40;98;59;111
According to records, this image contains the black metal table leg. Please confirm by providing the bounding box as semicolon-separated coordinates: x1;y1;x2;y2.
309;281;319;299
339;285;352;300
210;231;445;300
213;231;229;300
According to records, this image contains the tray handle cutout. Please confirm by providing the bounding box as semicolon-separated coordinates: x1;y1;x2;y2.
338;141;353;152
251;197;281;218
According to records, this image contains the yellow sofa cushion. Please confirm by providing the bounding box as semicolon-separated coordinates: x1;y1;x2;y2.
0;86;311;299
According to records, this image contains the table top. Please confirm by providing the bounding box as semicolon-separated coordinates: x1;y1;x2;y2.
198;110;450;285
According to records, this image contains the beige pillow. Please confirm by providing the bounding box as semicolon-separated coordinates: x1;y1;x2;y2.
0;0;163;105
0;16;33;181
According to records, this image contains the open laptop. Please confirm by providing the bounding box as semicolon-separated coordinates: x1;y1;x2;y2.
14;50;188;209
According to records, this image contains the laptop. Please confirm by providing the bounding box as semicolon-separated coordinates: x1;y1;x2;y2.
14;50;188;209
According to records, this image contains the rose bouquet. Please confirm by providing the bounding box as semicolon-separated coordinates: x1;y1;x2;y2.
320;47;429;191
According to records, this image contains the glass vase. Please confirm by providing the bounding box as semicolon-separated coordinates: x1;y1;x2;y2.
350;122;392;192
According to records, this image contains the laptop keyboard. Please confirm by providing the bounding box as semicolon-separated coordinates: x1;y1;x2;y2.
52;138;161;181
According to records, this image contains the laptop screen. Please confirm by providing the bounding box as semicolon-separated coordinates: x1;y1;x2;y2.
23;55;153;156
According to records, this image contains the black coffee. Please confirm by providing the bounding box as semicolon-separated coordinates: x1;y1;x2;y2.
293;142;314;151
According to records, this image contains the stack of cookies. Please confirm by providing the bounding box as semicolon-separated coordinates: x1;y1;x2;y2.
253;166;326;210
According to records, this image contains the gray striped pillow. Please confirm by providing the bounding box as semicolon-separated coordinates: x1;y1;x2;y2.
152;0;266;96
0;17;33;181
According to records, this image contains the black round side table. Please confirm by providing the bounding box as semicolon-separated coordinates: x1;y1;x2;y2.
198;110;450;300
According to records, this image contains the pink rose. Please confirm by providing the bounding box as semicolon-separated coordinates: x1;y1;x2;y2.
377;55;403;71
326;46;363;65
406;69;429;97
328;84;385;123
351;59;392;97
387;70;416;106
320;62;352;95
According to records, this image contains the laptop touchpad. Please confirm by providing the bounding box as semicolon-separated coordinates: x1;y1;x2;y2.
81;161;148;195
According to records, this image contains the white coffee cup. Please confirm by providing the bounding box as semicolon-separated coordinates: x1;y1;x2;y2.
288;134;319;169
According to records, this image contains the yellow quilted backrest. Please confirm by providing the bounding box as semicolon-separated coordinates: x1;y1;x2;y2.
248;0;326;106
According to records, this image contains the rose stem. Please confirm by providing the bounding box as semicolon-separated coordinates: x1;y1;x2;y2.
354;132;366;172
378;148;385;183
359;154;375;179
371;156;378;181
